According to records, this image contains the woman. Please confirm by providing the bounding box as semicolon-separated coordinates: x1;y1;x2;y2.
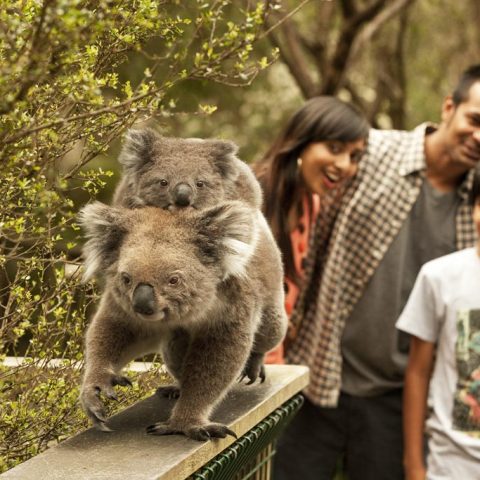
254;96;369;363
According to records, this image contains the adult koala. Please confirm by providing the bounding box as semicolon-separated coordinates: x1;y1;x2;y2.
112;128;263;210
79;201;286;440
111;128;286;385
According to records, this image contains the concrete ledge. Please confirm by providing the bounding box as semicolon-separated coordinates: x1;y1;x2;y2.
1;364;309;480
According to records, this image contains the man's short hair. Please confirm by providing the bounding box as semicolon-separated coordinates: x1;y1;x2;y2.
470;167;480;207
452;64;480;105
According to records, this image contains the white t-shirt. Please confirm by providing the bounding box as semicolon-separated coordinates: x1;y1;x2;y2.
397;248;480;480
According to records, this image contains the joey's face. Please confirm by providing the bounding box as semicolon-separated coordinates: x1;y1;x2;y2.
112;242;219;324
119;131;240;211
137;159;226;211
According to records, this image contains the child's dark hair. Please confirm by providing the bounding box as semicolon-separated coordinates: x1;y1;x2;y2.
470;167;480;206
452;64;480;105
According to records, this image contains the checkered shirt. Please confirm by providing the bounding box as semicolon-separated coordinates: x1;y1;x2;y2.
287;123;478;407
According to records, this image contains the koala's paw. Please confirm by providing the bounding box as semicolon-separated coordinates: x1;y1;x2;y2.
155;385;180;400
146;421;237;441
80;374;133;431
239;352;266;385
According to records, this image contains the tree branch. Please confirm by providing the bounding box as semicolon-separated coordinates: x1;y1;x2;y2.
321;0;388;94
264;0;318;98
339;0;357;18
349;0;416;60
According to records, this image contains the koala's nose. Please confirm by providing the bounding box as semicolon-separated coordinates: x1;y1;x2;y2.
132;283;155;316
173;183;193;207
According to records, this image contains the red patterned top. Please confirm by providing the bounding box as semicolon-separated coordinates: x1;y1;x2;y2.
265;194;320;364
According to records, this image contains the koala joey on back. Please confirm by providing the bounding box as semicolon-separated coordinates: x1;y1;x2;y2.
112;128;263;211
79;201;287;440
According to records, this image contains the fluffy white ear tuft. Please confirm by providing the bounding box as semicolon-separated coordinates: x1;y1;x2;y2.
77;202;127;282
197;201;259;279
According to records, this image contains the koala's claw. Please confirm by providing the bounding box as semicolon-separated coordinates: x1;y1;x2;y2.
146;421;237;441
95;420;113;432
81;374;133;431
82;396;112;432
155;385;180;399
111;374;133;387
239;354;266;385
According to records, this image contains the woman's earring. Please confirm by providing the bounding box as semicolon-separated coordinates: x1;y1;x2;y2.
297;157;303;169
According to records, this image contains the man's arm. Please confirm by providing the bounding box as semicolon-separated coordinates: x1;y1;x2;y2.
403;335;435;480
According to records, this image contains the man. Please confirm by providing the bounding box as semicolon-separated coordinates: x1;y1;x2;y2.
275;64;480;480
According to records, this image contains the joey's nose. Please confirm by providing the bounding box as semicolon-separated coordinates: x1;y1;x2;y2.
132;283;155;316
174;183;193;207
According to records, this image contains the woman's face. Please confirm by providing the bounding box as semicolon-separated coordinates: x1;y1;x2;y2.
299;138;366;196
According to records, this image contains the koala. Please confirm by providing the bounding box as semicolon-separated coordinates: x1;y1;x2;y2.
112;128;263;211
78;201;287;440
111;129;286;385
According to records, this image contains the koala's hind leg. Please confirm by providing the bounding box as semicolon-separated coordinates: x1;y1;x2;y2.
241;303;288;384
156;328;190;399
239;352;265;384
147;316;252;441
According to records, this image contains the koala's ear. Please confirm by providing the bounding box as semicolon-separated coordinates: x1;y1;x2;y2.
195;201;258;279
118;128;159;173
78;202;128;281
208;140;240;182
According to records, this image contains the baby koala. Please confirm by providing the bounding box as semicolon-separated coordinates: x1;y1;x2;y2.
79;201;286;440
112;128;263;211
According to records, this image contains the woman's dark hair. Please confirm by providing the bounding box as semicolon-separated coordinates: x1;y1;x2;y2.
254;96;369;284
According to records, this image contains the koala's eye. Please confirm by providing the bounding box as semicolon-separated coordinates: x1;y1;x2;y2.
196;181;205;188
168;276;179;286
159;179;168;187
121;272;132;286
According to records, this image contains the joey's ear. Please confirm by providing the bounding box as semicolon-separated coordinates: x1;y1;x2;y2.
195;201;258;279
118;128;160;173
78;202;128;281
208;140;240;181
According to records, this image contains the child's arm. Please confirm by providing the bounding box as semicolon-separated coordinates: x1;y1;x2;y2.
403;335;435;480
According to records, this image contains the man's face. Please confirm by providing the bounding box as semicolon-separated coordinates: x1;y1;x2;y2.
442;82;480;170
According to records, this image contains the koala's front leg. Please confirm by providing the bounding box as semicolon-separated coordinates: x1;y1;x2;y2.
147;318;252;441
80;306;136;431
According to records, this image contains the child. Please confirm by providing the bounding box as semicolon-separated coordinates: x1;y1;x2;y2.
397;168;480;480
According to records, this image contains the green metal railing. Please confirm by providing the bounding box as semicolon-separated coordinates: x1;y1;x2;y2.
190;394;304;480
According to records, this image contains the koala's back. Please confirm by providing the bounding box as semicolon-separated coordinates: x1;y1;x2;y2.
226;157;263;210
247;213;284;299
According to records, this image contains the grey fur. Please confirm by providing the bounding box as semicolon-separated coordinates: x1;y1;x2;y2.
112;128;263;210
79;201;286;440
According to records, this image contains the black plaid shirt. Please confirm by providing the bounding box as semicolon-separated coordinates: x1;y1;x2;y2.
287;124;478;407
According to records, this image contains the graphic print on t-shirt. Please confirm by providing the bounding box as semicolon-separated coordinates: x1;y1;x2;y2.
453;309;480;438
